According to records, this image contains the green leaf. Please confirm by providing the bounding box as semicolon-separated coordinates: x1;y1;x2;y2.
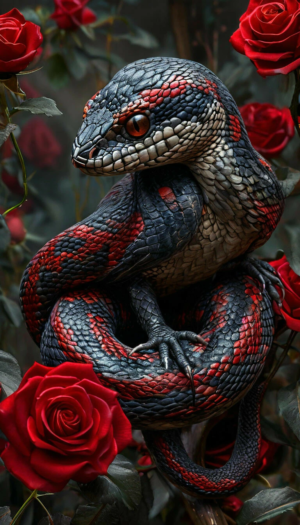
80;25;96;40
285;225;300;275
0;349;22;400
46;54;70;89
0;216;10;253
79;454;141;510
119;26;159;48
148;470;171;519
72;476;152;525
0;296;23;327
0;507;11;525
278;381;300;440
236;487;300;525
261;415;300;449
20;8;41;25
71;505;108;525
0;124;17;148
38;514;71;525
65;49;89;80
13;97;62;117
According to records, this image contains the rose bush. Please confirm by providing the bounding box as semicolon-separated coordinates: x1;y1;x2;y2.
240;103;294;158
270;255;300;331
0;362;132;491
51;0;97;31
0;9;43;74
230;0;300;76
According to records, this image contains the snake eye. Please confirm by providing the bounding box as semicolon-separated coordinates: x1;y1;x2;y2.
126;114;150;137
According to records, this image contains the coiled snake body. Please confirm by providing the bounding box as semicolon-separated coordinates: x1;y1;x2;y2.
20;58;284;496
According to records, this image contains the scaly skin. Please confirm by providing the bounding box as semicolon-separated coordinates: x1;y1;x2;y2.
20;57;284;497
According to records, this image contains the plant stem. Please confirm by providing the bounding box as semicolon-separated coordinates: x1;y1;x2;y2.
3;131;28;217
10;489;38;525
36;496;54;525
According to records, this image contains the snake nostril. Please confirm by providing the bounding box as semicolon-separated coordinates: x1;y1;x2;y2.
89;146;100;159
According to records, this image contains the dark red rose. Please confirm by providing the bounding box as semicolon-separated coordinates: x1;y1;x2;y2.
137;453;152;467
0;207;26;244
5;210;26;244
230;0;300;76
270;255;300;331
18;117;62;169
222;495;244;516
0;362;132;491
51;0;97;31
0;9;43;74
240;103;294;158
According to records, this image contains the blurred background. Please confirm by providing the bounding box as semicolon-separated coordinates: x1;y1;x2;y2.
1;1;300;523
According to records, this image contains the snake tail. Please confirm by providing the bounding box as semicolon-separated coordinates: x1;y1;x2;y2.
143;381;265;497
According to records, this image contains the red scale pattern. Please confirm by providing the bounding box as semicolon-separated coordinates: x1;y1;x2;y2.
112;74;222;126
228;115;242;142
22;212;144;343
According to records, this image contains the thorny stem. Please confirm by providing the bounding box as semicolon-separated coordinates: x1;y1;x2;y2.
3;131;28;217
0;85;28;217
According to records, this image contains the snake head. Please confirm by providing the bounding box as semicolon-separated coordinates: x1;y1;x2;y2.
72;57;229;176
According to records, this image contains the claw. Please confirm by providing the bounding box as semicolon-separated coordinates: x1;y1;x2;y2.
184;364;195;406
196;335;207;346
163;356;170;370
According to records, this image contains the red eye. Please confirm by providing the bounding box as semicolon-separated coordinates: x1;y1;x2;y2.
126;114;150;137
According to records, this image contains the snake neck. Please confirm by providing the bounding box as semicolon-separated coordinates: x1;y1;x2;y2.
185;135;284;232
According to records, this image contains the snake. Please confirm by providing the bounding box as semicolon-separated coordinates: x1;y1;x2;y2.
20;57;285;497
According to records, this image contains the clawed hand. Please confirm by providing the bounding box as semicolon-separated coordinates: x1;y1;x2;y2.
129;325;207;376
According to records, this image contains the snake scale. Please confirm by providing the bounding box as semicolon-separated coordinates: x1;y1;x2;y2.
20;57;285;496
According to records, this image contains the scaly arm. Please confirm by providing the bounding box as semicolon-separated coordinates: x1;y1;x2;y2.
128;276;206;381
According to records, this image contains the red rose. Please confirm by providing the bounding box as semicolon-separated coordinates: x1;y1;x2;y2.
0;9;43;74
5;210;26;244
51;0;97;31
222;495;244;516
240;103;294;158
230;0;300;76
270;255;300;331
137;454;153;467
18;117;62;169
0;362;132;492
0;207;26;244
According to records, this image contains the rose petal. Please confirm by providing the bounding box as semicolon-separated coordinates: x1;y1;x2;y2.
1;444;65;492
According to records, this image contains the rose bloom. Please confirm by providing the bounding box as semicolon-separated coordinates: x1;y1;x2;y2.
51;0;97;31
270;255;300;331
230;0;300;76
5;210;26;244
222;495;244;517
0;362;132;491
0;207;26;244
137;453;153;467
18;117;62;169
240;103;294;158
0;9;43;74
